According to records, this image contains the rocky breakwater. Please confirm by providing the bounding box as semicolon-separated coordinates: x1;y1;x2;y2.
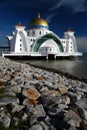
0;57;87;130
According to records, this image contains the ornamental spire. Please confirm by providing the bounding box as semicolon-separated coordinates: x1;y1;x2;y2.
17;22;23;26
38;12;40;18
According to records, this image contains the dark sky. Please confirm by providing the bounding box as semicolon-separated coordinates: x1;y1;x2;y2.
0;0;87;51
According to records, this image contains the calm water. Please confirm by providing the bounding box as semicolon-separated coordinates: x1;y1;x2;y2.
26;53;87;79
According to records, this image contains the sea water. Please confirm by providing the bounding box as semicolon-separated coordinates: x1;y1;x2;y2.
27;53;87;80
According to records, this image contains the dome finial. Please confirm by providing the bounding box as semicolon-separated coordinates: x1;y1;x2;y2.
38;12;40;18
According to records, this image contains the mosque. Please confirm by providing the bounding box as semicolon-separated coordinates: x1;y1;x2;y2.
2;12;82;59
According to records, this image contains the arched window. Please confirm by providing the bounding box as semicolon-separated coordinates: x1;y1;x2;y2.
39;31;41;35
33;31;35;35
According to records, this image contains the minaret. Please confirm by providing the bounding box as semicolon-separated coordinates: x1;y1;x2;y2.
64;28;77;53
64;28;75;39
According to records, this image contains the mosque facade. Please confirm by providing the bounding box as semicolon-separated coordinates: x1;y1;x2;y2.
2;13;82;59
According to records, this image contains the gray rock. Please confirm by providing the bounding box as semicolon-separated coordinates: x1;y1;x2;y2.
33;104;46;118
40;121;49;130
75;99;87;120
6;80;17;86
29;101;46;125
26;105;34;114
47;107;60;116
4;89;16;97
42;95;70;109
14;78;24;85
30;114;38;125
8;85;21;93
64;109;81;127
12;117;19;126
0;110;11;128
41;95;61;108
29;80;39;85
7;103;25;113
29;124;43;130
67;92;81;102
0;97;19;106
58;103;68;110
17;111;28;120
68;126;77;130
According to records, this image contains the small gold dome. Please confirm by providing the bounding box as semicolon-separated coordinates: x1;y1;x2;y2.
29;12;49;29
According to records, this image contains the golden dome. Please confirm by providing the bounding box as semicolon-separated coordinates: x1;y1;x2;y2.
29;12;49;29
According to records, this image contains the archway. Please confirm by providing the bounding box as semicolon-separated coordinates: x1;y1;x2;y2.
32;33;64;52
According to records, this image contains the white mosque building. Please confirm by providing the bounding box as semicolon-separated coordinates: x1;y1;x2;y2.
2;13;82;59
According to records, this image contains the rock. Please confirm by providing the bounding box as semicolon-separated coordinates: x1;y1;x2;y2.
47;107;60;116
6;80;17;86
6;85;21;93
41;89;58;97
32;104;46;118
4;89;16;97
80;119;87;130
58;103;68;110
60;95;70;105
75;99;87;120
29;80;39;85
40;121;49;130
14;78;24;85
5;79;22;94
68;126;77;130
18;111;28;121
29;124;43;130
23;98;37;106
12;117;19;126
22;88;41;100
67;92;81;102
10;71;19;79
0;79;7;86
33;74;45;80
25;105;34;114
42;95;70;109
30;114;38;125
39;87;48;93
64;109;81;127
40;120;56;130
6;103;25;113
0;97;19;106
0;110;11;128
58;84;68;95
29;105;46;125
41;95;60;108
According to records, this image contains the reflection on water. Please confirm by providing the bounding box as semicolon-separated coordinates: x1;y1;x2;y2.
24;53;87;79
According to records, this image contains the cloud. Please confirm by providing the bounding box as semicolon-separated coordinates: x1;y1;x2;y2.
46;13;57;23
45;0;87;24
50;0;87;13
